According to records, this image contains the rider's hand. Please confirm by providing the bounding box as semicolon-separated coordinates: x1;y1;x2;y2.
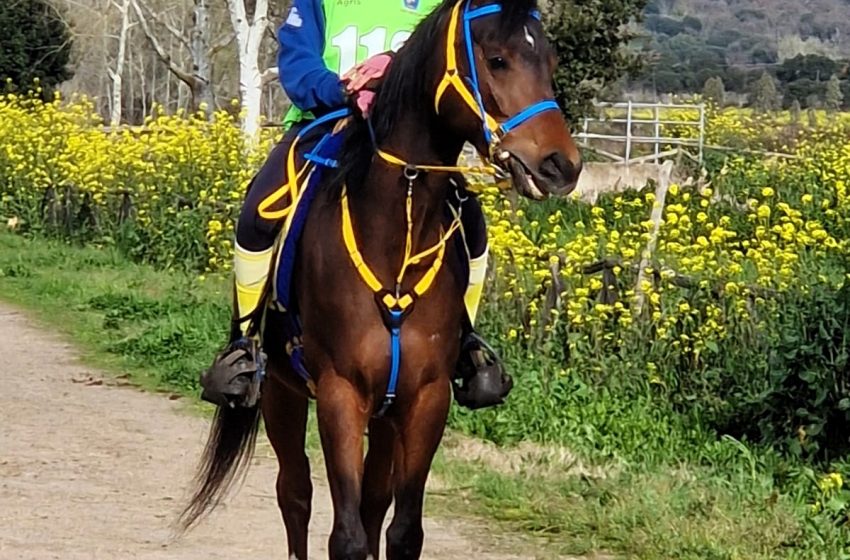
342;53;393;93
341;53;393;118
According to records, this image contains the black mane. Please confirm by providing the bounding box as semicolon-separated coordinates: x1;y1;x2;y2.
327;0;539;196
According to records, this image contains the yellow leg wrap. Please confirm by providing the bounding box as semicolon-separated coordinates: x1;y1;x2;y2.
234;242;274;335
464;247;488;326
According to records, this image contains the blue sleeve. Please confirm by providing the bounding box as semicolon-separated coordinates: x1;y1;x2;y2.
277;0;347;112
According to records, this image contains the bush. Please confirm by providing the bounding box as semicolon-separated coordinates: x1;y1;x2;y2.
545;0;647;121
755;284;850;459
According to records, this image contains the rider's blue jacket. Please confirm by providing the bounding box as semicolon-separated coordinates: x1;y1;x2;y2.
277;0;346;114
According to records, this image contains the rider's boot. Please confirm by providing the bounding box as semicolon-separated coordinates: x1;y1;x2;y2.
452;248;514;410
200;242;272;408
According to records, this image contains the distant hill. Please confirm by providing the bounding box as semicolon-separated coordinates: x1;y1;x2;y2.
632;0;850;104
645;0;850;61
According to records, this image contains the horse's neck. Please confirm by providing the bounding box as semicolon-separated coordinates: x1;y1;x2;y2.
350;119;462;282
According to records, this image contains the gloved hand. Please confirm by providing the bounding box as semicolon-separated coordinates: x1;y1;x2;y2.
341;53;393;118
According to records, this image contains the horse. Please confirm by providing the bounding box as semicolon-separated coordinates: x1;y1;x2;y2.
182;0;582;558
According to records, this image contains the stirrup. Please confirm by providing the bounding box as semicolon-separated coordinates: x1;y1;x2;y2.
452;332;513;410
200;337;266;409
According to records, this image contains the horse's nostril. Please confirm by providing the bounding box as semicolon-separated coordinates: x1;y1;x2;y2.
539;152;581;185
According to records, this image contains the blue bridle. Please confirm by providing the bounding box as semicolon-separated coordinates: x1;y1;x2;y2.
434;0;560;156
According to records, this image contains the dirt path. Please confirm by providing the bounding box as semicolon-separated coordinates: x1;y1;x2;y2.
0;304;531;560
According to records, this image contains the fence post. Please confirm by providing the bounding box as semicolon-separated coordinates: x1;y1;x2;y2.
654;104;660;163
624;100;633;165
698;103;705;167
634;160;674;316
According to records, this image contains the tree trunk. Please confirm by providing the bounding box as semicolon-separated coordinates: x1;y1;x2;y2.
239;57;263;139
110;0;132;126
226;0;270;142
131;0;212;114
191;0;214;113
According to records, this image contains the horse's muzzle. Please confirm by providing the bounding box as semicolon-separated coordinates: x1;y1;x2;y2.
504;150;582;200
535;151;582;196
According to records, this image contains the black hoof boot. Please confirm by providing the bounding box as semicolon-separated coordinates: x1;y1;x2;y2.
200;337;266;409
452;332;513;410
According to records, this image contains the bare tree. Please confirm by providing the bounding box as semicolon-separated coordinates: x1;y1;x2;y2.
131;0;217;112
225;0;275;140
108;0;132;124
54;0;284;122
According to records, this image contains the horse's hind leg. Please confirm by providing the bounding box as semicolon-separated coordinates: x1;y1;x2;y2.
262;371;312;560
386;381;451;560
317;373;372;560
361;418;395;557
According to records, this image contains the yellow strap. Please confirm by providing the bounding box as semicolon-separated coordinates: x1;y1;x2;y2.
446;0;462;73
258;135;311;221
341;185;460;311
396;185;415;285
376;148;495;175
413;243;445;297
341;187;384;293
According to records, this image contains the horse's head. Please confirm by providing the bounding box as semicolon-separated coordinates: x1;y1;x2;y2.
434;0;582;199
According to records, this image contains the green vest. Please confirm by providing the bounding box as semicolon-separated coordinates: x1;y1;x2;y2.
282;0;443;129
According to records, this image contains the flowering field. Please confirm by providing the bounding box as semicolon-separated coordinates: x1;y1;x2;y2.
2;94;850;450
2;93;850;554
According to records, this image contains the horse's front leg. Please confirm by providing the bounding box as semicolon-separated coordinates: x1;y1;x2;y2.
317;371;372;560
262;366;312;560
386;377;451;560
361;417;396;557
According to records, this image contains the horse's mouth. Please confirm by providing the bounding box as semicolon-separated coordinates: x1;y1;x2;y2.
500;153;547;201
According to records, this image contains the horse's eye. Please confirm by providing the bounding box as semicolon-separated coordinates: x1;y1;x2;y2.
487;56;508;71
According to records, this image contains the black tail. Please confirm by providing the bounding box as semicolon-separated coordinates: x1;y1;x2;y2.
179;405;261;530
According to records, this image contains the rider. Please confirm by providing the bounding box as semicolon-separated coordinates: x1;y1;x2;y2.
200;0;512;410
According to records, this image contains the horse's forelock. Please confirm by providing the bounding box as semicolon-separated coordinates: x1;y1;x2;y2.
498;0;540;33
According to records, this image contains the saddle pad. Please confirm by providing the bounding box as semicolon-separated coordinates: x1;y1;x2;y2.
271;130;346;311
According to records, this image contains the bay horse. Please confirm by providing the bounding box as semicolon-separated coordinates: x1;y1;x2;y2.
182;0;581;558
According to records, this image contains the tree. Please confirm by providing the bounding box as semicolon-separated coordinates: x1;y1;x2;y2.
702;76;725;106
109;0;133;125
131;0;219;114
751;72;780;113
0;0;73;94
225;0;277;141
776;54;839;84
545;0;648;123
825;74;843;113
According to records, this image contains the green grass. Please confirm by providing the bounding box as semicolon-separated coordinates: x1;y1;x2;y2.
0;232;229;395
0;231;848;559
